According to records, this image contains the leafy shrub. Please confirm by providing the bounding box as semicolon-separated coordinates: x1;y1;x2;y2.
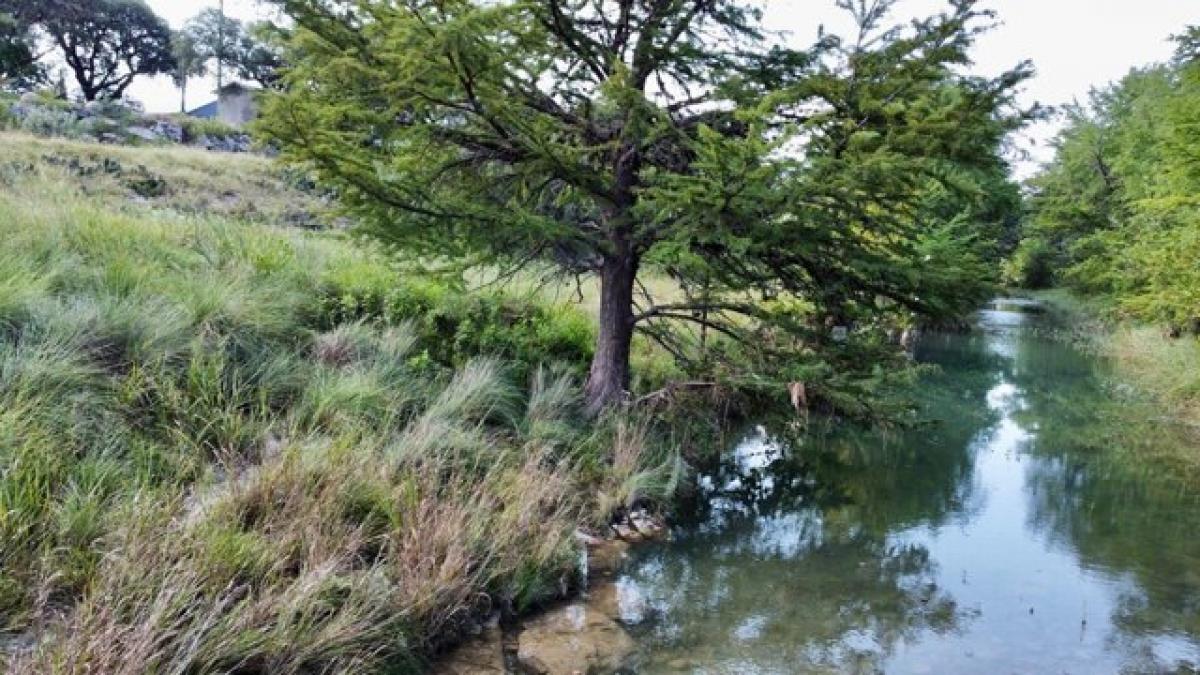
26;89;75;112
17;106;82;138
84;100;139;123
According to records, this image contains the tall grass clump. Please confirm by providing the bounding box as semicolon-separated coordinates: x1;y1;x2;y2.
0;139;680;671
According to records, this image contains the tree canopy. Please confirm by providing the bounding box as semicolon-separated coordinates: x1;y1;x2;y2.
235;21;287;89
184;10;287;91
261;0;1032;411
10;0;175;101
1018;26;1200;329
183;7;243;90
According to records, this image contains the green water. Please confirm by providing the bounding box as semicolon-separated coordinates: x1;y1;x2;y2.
617;301;1200;674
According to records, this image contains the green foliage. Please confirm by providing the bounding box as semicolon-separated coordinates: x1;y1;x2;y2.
183;7;243;77
1023;30;1200;329
13;104;81;138
260;0;1033;410
0;92;13;126
170;30;207;113
183;10;284;89
1003;237;1056;289
236;21;287;88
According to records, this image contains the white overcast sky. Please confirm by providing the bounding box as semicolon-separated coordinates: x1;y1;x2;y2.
129;0;1199;176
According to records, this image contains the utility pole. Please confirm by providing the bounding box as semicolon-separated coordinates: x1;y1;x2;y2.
216;0;225;91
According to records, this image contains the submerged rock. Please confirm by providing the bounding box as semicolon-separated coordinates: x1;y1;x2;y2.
516;603;634;675
433;620;506;675
586;538;630;579
589;580;649;626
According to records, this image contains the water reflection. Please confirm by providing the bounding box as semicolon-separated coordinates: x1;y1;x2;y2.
622;301;1200;674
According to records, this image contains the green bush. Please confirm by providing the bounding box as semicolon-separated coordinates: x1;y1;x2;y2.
28;89;74;112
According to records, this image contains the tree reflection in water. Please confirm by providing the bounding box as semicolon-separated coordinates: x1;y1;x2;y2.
619;301;1200;674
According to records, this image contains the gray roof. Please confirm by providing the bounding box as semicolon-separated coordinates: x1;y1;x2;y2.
188;100;218;119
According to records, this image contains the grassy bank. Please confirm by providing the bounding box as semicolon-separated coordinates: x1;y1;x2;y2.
0;133;681;672
1035;289;1200;475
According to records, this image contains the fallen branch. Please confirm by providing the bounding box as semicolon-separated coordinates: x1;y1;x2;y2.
634;381;718;407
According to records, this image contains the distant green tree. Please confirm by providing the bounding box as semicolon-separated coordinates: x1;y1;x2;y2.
234;21;286;89
171;31;208;112
261;0;1033;411
1172;25;1200;66
183;7;244;91
0;11;44;90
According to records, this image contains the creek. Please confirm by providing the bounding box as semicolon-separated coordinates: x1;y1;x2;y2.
614;299;1200;674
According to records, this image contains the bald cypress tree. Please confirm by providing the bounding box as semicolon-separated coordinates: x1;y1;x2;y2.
260;0;1032;412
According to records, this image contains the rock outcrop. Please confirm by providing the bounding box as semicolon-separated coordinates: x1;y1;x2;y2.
4;94;255;153
515;603;635;675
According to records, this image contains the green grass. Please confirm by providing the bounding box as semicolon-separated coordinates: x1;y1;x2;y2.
0;133;681;672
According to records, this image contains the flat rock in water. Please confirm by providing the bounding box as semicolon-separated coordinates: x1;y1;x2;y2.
516;603;634;675
433;622;506;675
588;580;648;626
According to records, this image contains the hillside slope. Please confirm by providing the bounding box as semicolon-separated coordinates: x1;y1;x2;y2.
0;134;675;673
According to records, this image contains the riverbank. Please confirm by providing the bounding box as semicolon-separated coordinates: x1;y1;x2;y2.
1033;289;1200;478
0;133;683;673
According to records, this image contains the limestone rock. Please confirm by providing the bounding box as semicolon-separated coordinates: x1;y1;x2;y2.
516;603;635;675
125;126;160;142
152;120;185;144
611;522;642;543
628;510;666;540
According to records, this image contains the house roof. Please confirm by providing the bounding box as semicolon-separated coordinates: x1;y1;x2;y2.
188;100;219;119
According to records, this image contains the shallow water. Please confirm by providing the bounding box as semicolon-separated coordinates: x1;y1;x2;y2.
618;301;1200;674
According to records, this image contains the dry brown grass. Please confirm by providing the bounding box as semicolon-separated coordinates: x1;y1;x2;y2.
0;131;330;227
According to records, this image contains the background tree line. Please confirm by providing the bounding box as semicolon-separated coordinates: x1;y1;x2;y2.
1012;26;1200;332
0;0;283;106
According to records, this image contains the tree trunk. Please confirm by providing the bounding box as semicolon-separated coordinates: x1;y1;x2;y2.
585;251;638;415
180;81;187;113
